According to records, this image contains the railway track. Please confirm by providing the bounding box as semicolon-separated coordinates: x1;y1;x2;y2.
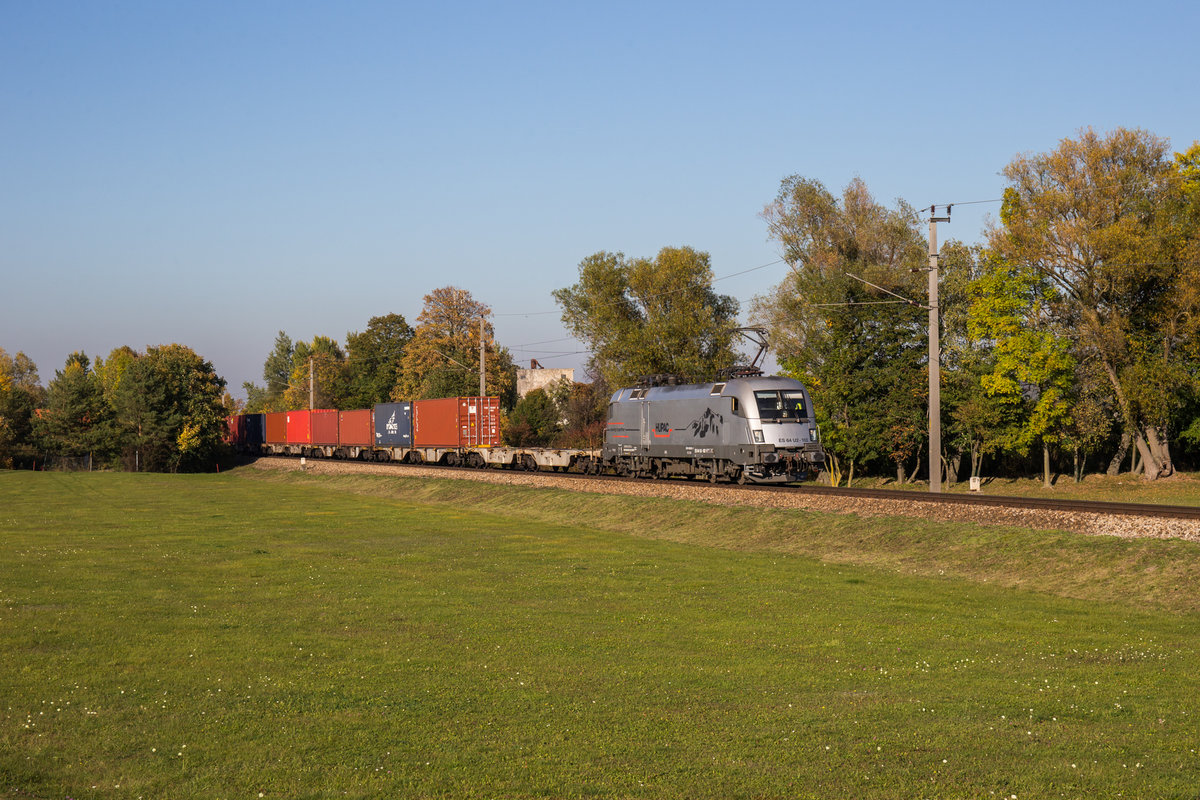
755;483;1200;521
252;456;1200;541
561;470;1200;522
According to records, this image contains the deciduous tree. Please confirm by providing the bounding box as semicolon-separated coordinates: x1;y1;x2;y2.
549;373;609;448
344;313;413;407
244;331;295;412
554;246;740;389
752;176;929;484
113;344;229;472
93;346;139;406
990;127;1198;479
0;349;43;467
967;258;1075;485
504;388;561;446
283;336;347;410
397;287;514;403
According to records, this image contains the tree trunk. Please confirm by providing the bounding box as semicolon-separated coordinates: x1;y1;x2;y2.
906;457;922;485
1107;433;1130;476
971;441;983;479
1145;427;1174;478
1133;429;1169;481
944;450;961;485
1043;444;1051;488
1092;347;1169;480
824;452;842;487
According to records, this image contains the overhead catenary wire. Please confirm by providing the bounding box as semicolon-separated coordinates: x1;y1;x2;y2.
917;172;1180;220
809;300;911;307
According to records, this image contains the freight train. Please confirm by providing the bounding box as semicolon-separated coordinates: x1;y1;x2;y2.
227;374;825;484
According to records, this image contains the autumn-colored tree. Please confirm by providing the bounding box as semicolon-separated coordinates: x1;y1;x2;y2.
990;127;1199;480
0;349;43;467
221;391;245;416
93;346;139;406
1164;143;1200;463
554;246;740;389
282;336;347;410
397;287;515;403
549;373;609;448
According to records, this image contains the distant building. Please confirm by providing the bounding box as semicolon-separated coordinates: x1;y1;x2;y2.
516;361;574;399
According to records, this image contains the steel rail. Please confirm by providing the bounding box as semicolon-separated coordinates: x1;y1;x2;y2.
755;484;1200;520
255;455;1200;522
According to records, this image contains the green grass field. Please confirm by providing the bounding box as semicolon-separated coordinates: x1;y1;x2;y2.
2;469;1198;799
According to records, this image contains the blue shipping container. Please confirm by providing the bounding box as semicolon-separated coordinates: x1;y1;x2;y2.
244;413;265;446
374;402;413;446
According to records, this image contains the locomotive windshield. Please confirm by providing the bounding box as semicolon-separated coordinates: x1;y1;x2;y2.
754;389;809;421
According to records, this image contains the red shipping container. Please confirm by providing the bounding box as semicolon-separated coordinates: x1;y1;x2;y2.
413;396;501;447
311;409;339;445
225;415;243;446
285;410;335;445
265;412;288;444
339;409;373;446
460;396;500;446
286;410;311;445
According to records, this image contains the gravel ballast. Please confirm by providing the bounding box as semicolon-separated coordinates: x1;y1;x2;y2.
250;457;1200;543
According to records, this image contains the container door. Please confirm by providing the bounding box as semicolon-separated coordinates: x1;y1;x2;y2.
463;399;477;447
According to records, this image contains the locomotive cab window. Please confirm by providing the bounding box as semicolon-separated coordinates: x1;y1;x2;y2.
754;390;809;421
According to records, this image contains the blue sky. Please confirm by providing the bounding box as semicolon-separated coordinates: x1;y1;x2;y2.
3;0;1197;395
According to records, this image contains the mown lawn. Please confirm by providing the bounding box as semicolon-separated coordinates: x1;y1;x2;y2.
1;469;1198;799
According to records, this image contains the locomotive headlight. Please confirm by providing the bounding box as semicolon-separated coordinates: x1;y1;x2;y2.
752;429;764;443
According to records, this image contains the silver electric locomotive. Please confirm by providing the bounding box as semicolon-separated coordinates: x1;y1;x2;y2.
603;374;825;483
